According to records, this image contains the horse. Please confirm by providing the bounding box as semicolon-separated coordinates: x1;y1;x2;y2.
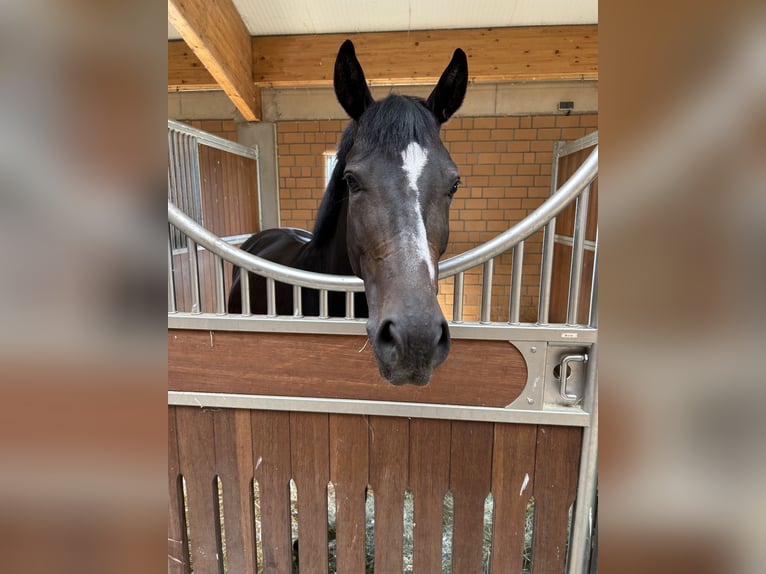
228;39;468;386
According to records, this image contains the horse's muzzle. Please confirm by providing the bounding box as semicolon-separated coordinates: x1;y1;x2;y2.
370;313;451;386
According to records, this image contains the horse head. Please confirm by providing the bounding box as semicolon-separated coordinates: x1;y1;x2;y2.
333;40;468;386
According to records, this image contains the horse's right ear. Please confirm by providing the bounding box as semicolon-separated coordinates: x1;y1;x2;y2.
426;48;468;124
334;40;374;121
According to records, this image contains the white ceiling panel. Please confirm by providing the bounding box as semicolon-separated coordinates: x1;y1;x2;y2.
168;0;597;40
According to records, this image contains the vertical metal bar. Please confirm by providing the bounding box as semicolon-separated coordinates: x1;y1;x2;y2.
567;344;599;574
254;144;265;231
589;229;599;328
168;131;182;247
174;132;189;218
167;225;177;313
319;289;329;319
480;259;494;323
190;135;202;225
567;185;590;326
293;285;303;318
183;134;196;222
266;278;277;317
452;272;464;322
239;268;251;316
538;141;562;325
345;291;354;320
214;255;226;315
186;237;201;314
509;241;525;324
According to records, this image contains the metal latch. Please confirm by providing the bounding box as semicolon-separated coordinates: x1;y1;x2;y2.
557;353;588;403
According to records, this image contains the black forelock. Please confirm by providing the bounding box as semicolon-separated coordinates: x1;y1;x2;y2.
353;94;441;156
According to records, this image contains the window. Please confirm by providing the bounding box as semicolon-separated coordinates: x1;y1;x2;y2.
324;152;338;187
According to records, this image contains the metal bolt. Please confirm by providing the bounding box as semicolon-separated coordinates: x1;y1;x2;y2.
527;397;535;405
530;346;537;353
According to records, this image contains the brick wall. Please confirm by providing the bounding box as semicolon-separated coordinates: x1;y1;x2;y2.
180;119;239;142
276;113;598;322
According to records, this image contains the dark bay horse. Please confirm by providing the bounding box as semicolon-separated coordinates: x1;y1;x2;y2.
228;39;468;386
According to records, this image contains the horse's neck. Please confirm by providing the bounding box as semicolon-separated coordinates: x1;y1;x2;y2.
307;177;352;275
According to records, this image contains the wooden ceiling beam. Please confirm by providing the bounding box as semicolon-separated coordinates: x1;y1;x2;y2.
168;25;597;92
168;0;260;120
252;26;597;87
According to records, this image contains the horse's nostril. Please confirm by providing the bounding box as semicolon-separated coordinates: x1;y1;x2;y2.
377;319;399;348
438;320;450;348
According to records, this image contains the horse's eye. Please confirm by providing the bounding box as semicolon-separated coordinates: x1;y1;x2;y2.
344;173;362;193
449;178;461;197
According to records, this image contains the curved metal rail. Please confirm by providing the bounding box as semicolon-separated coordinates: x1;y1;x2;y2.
168;146;597;290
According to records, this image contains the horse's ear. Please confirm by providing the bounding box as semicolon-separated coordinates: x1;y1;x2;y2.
334;40;374;121
426;48;468;124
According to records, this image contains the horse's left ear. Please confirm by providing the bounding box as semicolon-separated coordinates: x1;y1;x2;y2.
426;49;468;124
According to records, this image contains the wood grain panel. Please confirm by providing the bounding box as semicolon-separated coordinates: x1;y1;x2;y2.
531;425;582;574
212;409;256;573
409;419;451;573
168;330;528;406
448;421;494;574
252;26;596;87
167;406;190;574
368;416;409;574
490;423;538;572
290;412;330;574
175;407;221;574
251;410;293;573
329;414;370;573
168;41;217;90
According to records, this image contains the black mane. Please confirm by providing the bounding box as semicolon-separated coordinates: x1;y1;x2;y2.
311;94;439;246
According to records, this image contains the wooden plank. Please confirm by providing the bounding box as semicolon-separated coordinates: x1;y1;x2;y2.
409;419;451;574
329;414;370;573
531;425;582;574
251;410;293;573
175;406;221;574
289;412;331;574
448;421;494;573
168;40;217;90
368;416;409;574
168;406;190;574
253;26;596;87
168;0;260;120
213;409;256;573
490;423;538;572
168;330;528;407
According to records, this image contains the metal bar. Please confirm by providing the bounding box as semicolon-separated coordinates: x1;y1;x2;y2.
239;267;251;316
266;277;277;317
538;140;563;325
480;259;494;323
509;241;524;324
167;315;598;343
452;272;464;322
558;131;599;156
567;185;590;326
190;135;202;226
439;147;597;278
345;291;354;319
176;132;190;219
554;234;597;252
168;202;364;291
255;142;265;231
293;285;303;318
214;255;226;315
589;229;599;328
567;344;599;574
168;225;177;313
319;289;329;319
186;237;201;314
168;391;592;428
168;119;259;160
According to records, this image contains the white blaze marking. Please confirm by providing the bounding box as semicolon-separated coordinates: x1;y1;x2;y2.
400;142;435;281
